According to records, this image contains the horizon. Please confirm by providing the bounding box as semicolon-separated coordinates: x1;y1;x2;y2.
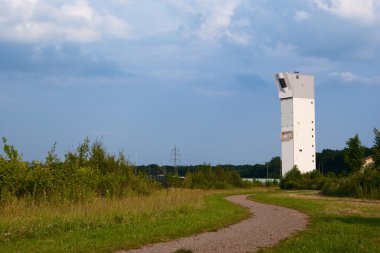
6;135;377;166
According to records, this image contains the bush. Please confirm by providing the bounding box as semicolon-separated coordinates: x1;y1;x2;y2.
0;138;29;199
280;166;303;189
280;166;328;190
265;179;279;187
321;167;380;199
182;164;245;189
279;165;380;199
0;137;160;203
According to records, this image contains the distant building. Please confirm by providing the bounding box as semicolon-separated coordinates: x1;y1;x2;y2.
363;156;375;168
274;72;316;176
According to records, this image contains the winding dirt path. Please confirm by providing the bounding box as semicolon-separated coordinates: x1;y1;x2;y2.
120;195;308;253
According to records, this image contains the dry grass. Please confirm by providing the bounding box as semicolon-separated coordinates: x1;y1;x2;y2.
0;188;261;243
0;189;206;235
0;188;260;221
0;188;255;252
283;190;380;217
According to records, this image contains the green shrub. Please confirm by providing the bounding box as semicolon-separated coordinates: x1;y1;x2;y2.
280;167;327;190
321;167;380;199
182;164;245;189
280;166;303;189
0;138;29;199
0;137;160;203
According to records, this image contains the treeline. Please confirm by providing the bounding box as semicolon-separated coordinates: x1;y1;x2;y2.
316;147;373;176
0;137;158;202
165;164;252;189
281;128;380;199
137;143;374;180
137;156;282;179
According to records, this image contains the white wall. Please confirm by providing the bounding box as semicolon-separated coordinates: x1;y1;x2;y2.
293;98;316;173
280;98;294;175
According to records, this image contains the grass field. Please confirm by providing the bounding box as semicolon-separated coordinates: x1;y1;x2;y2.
0;189;250;253
3;188;378;253
249;190;380;253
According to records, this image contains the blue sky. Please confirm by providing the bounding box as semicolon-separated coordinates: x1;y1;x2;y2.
1;0;379;165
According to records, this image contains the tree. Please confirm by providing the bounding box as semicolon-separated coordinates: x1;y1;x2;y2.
344;134;365;173
316;149;347;175
279;165;302;189
77;137;90;167
45;142;60;169
89;139;107;174
268;156;281;178
373;128;380;168
2;137;22;162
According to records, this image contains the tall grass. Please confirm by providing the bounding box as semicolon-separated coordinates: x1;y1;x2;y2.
0;188;251;252
0;189;204;242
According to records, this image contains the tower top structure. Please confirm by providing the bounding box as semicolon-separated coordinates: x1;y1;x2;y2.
274;72;314;100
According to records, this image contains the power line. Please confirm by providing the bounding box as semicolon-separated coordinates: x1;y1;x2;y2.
170;145;181;176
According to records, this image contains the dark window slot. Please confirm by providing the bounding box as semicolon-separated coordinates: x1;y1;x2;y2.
279;78;287;88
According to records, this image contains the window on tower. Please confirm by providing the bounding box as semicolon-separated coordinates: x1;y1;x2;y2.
281;131;293;141
279;78;287;88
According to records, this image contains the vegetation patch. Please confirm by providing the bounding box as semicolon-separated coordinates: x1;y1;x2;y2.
280;129;380;200
0;137;254;252
0;189;250;253
0;137;159;203
249;190;380;253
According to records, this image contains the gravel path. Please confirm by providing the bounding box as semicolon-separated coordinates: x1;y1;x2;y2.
119;195;308;253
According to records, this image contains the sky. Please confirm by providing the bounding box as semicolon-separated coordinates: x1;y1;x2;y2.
0;0;379;165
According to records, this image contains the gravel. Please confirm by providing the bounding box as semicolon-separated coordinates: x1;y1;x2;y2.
119;194;308;253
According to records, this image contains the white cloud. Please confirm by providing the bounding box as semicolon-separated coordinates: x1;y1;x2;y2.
313;0;380;23
0;0;132;43
167;0;250;45
293;10;310;21
225;31;250;45
329;71;380;84
331;71;360;82
196;1;242;38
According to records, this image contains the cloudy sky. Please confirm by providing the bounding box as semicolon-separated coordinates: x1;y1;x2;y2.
1;0;379;165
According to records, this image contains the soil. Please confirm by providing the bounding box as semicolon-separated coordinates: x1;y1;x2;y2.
119;194;308;253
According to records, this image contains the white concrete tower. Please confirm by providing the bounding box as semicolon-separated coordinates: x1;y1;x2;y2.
274;72;316;176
